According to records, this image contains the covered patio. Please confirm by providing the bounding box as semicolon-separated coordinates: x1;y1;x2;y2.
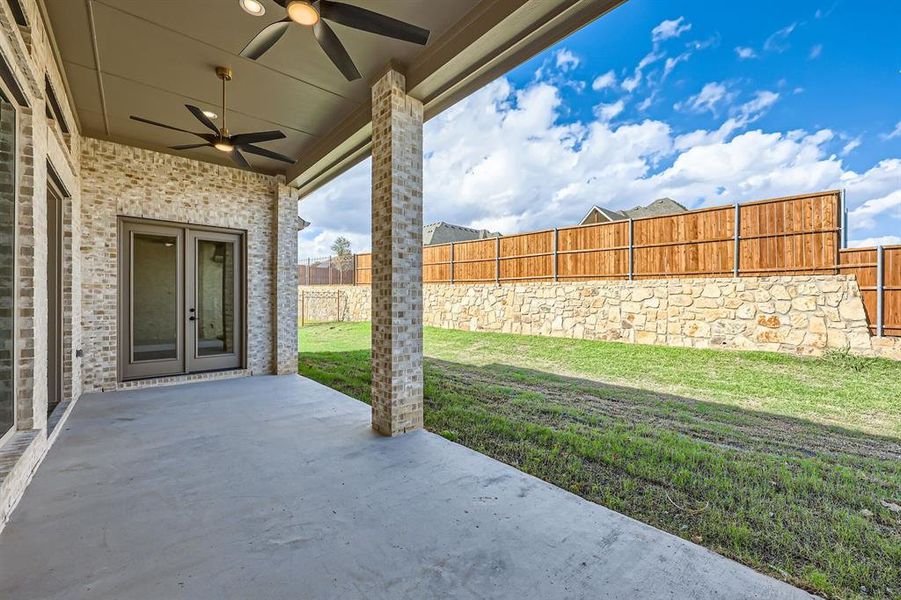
0;375;808;599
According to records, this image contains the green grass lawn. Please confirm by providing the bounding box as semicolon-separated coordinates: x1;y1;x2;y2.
299;322;901;600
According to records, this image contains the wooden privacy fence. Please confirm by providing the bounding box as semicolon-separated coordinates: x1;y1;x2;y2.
301;190;899;337
838;245;901;337
349;191;844;284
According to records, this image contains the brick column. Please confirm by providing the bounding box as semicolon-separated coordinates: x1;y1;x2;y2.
273;177;299;375
370;69;424;436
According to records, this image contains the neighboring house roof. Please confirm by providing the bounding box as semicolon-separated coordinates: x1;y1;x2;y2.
579;205;627;224
579;197;688;225
623;197;688;219
423;222;502;245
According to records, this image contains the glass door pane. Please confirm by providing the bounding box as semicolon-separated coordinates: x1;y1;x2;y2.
196;240;235;356
132;234;179;361
187;231;242;373
120;222;184;380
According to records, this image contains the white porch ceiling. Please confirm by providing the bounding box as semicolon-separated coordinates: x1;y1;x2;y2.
43;0;625;186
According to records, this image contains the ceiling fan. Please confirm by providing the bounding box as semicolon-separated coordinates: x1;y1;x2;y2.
129;66;295;171
240;0;430;81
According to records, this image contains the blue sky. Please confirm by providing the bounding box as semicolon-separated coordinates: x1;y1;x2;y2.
299;0;901;257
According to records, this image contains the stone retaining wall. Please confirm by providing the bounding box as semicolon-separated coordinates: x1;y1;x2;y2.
299;276;901;360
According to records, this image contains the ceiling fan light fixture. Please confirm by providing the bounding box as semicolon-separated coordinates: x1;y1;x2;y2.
239;0;266;16
286;0;319;26
214;141;234;153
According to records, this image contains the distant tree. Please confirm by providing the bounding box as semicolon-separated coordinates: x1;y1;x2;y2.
331;236;353;275
331;236;352;259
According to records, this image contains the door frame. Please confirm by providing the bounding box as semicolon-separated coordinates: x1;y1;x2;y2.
117;217;248;382
118;220;186;380
185;228;243;373
0;82;18;447
46;174;64;412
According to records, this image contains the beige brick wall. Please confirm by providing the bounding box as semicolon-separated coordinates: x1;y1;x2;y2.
369;69;424;436
1;0;305;528
80;138;299;392
0;0;83;530
299;276;901;360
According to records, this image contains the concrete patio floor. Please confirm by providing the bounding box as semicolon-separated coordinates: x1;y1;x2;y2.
0;375;812;599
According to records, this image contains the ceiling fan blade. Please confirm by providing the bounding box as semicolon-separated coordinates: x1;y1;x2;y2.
170;143;212;150
230;148;252;170
312;20;361;81
319;1;430;45
186;105;220;134
130;115;206;138
240;17;292;60
237;143;296;164
230;130;286;145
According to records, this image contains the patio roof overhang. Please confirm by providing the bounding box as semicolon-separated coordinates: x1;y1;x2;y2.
43;0;625;192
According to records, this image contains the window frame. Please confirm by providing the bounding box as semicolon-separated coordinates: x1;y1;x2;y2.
0;77;19;447
5;0;28;28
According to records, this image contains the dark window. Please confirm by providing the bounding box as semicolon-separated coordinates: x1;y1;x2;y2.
45;76;69;134
6;0;27;27
0;88;15;438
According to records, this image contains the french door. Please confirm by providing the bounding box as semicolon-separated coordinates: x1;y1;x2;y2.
120;219;244;381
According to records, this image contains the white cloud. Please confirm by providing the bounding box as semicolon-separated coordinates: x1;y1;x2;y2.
651;17;691;43
848;188;901;231
677;82;730;115
554;48;580;72
764;23;796;53
841;136;862;156
815;3;838;19
808;44;823;59
621;51;663;92
591;70;617;91
737;90;779;119
299;77;901;256
594;100;625;122
735;46;757;59
637;95;654;112
850;235;901;248
881;121;901;140
663;53;691;79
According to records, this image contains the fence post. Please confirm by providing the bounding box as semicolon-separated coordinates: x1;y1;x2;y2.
627;219;634;281
495;236;500;285
328;257;333;285
307;257;311;285
733;203;740;277
876;245;884;337
840;189;848;249
449;242;455;284
352;254;357;286
552;228;558;282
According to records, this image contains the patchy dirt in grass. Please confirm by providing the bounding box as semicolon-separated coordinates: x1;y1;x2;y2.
428;360;901;463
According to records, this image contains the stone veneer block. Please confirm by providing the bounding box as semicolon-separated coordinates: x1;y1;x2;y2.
300;275;899;360
370;70;424;436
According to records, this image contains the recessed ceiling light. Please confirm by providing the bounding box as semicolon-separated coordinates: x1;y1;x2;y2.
202;110;218;120
286;1;320;25
239;0;266;17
